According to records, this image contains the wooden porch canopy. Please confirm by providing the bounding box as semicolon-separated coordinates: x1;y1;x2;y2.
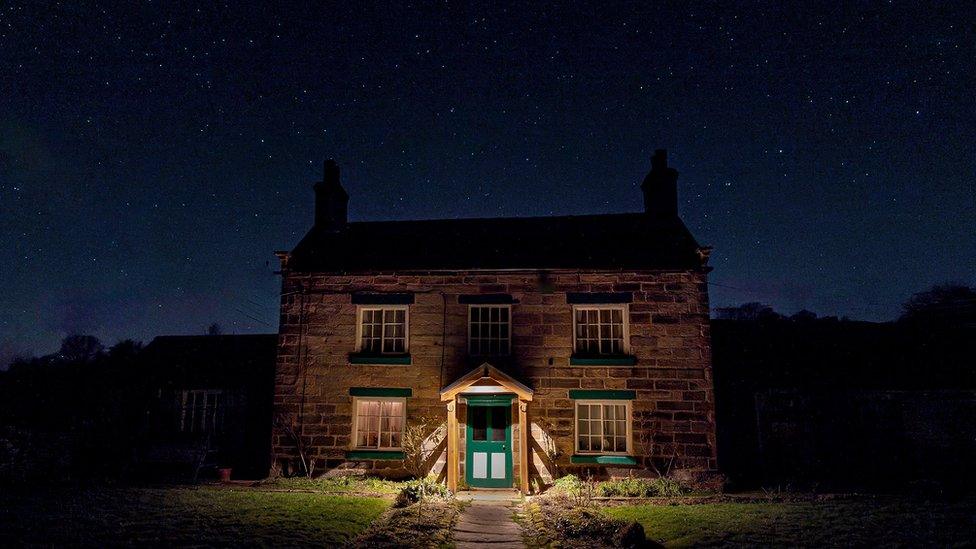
439;363;533;494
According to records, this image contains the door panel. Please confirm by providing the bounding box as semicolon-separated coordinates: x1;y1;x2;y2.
490;452;505;478
472;452;488;478
465;404;512;488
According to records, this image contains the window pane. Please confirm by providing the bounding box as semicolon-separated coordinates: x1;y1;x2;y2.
471;407;487;441
612;309;623;323
578;436;589;451
490;407;507;441
578;405;589;419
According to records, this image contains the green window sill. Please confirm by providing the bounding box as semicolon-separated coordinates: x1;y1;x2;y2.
571;454;638;465
570;355;637;366
345;450;405;460
348;353;412;365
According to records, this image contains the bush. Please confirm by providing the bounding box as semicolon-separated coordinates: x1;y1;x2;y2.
598;477;686;497
551;508;621;540
552;474;583;494
650;476;684;497
394;478;449;507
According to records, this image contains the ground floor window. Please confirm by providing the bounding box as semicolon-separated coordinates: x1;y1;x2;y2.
178;389;222;434
575;400;631;453
353;397;406;449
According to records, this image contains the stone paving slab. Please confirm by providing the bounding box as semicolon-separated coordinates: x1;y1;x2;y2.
454;501;526;549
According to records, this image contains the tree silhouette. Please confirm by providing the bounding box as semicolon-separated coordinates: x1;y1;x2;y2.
57;335;104;363
714;302;783;322
900;284;976;326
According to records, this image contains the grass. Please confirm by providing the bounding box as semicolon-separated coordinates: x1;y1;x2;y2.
0;485;391;546
260;475;404;495
605;496;976;547
356;499;463;548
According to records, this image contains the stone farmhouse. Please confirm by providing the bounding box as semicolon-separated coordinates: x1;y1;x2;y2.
272;150;716;493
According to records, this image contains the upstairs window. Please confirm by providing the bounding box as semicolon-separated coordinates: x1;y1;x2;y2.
353;398;405;449
573;305;628;355
358;306;408;354
178;389;222;434
468;305;511;356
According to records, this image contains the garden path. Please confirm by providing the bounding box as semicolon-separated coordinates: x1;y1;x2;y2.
453;491;525;548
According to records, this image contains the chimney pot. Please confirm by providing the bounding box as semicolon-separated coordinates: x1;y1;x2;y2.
652;149;668;170
314;157;349;229
641;148;679;219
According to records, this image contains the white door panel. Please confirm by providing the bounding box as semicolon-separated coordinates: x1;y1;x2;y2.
472;452;487;479
490;452;505;479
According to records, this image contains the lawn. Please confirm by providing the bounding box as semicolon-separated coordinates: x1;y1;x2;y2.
0;485;390;546
606;496;976;547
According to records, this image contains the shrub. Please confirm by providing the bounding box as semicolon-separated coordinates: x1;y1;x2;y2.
598;476;686;498
650;476;684;497
394;478;449;507
550;473;598;506
550;508;620;540
552;474;583;494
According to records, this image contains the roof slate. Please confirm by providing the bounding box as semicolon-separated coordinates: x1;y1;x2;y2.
288;212;705;272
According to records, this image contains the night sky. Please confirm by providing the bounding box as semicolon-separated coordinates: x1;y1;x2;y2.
1;2;974;363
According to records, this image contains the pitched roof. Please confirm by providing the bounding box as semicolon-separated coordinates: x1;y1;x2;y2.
288;212;705;272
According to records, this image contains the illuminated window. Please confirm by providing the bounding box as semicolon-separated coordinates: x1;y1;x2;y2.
358;307;408;354
468;305;511;356
573;305;628;355
178;389;222;434
575;401;630;454
353;398;405;449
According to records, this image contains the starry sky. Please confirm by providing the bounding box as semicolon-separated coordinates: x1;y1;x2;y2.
1;1;974;363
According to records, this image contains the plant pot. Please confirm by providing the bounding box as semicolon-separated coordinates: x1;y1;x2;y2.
217;467;233;482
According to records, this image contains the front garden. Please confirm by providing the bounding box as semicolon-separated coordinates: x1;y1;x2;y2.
2;476;973;547
0;484;390;546
0;477;462;548
520;475;976;548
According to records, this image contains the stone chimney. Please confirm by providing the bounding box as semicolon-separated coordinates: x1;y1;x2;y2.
641;149;679;219
314;158;349;229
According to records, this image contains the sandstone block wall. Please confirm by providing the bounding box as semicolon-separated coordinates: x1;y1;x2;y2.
271;269;716;483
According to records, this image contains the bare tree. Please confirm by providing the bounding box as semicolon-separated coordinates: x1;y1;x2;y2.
635;415;677;478
400;415;446;504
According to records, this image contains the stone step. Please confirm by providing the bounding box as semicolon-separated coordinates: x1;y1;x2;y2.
454;541;525;549
455;522;521;534
454;530;523;543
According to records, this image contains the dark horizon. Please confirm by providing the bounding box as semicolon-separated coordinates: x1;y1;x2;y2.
2;2;974;362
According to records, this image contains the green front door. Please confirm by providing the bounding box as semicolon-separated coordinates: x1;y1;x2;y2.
465;401;512;488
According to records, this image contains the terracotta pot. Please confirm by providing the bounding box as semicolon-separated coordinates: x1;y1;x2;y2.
217;467;233;482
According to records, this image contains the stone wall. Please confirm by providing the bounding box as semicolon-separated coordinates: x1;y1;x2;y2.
271;269;716;484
